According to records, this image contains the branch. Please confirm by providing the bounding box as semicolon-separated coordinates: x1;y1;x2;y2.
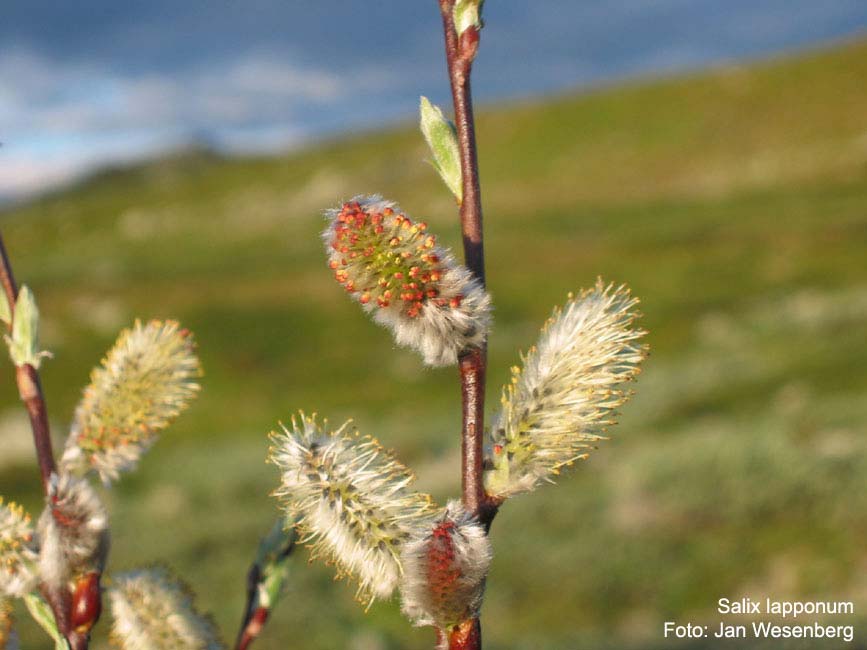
0;235;57;491
438;0;497;530
234;522;297;650
0;233;90;650
437;2;498;648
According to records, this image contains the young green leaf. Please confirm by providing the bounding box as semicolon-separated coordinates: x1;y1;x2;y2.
4;286;51;369
419;97;462;203
23;593;70;650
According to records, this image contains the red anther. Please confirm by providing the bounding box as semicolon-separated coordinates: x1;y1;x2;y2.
363;246;375;257
430;271;442;282
339;246;349;254
418;222;427;230
427;254;439;263
371;214;383;225
334;270;349;283
426;288;439;298
374;225;384;234
389;237;401;246
383;207;394;216
409;266;420;278
360;293;371;304
493;444;504;454
449;296;463;308
328;260;339;270
393;272;404;279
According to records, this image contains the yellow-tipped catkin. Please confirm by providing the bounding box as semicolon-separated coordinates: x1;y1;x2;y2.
270;413;435;603
0;499;37;599
323;196;491;366
0;598;17;650
0;596;18;650
108;568;222;650
61;320;201;483
484;280;648;499
400;501;492;629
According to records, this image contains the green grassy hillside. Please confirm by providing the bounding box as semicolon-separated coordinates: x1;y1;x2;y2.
2;38;867;649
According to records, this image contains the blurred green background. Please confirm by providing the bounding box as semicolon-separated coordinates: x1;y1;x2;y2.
2;39;867;650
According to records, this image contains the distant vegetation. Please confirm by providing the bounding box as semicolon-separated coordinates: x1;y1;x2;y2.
2;38;866;650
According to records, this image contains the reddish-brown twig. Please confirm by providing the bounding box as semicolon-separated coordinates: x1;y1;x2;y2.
437;2;500;648
0;233;91;650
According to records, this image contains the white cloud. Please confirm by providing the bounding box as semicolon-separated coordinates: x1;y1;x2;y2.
0;47;374;200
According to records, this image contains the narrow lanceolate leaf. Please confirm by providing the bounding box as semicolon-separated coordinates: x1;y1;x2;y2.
484;280;648;499
323;197;491;366
23;594;69;650
400;502;492;630
270;413;435;603
61;320;201;483
4;286;51;369
0;597;18;650
0;498;37;598
419;97;462;203
108;568;223;650
37;473;109;591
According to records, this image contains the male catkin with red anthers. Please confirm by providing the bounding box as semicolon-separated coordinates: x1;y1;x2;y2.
323;196;491;366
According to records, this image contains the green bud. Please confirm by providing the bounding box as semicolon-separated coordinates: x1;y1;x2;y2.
453;0;483;36
5;285;51;369
419;97;462;203
254;518;296;609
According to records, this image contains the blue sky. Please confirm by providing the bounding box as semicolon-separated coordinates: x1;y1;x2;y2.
1;1;866;201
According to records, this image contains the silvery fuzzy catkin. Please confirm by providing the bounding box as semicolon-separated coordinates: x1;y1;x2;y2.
61;320;201;484
484;280;647;499
108;568;222;650
270;413;435;603
323;196;491;366
37;473;109;590
400;501;492;630
0;499;37;598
